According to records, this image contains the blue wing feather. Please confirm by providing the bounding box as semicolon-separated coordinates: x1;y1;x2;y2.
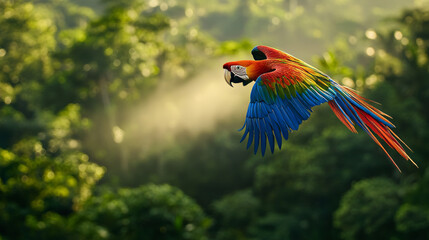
260;120;267;156
240;77;336;155
253;118;260;154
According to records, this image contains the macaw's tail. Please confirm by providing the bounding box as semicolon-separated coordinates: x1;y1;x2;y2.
328;82;417;172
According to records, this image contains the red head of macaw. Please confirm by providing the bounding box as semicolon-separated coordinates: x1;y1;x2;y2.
223;45;416;172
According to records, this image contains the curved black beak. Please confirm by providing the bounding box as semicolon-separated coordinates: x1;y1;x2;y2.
224;69;252;87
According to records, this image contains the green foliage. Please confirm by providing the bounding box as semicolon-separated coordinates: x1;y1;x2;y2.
74;184;211;240
0;103;104;240
213;190;259;227
0;0;428;240
45;0;171;110
216;40;254;55
0;147;103;239
396;203;429;237
334;178;400;240
0;0;55;115
127;127;256;208
0;1;214;239
213;190;259;240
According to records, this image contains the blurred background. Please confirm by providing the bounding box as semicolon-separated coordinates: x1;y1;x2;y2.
1;0;429;239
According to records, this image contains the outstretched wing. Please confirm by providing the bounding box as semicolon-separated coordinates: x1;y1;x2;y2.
240;61;337;155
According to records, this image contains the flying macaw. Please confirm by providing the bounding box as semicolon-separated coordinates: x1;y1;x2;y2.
223;45;416;171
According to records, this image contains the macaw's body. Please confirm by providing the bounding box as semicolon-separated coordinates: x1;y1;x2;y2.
223;45;416;171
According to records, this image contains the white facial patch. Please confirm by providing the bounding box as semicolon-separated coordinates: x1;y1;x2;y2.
231;65;249;80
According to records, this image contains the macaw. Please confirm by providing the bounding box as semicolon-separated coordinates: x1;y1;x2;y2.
223;45;416;171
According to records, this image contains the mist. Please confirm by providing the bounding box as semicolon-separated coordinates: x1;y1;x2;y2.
123;59;251;156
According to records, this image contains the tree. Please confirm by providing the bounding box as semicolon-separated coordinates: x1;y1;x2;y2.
73;184;211;240
334;178;400;240
0;105;104;240
213;190;259;240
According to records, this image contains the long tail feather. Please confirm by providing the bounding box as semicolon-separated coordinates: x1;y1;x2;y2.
328;82;417;171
